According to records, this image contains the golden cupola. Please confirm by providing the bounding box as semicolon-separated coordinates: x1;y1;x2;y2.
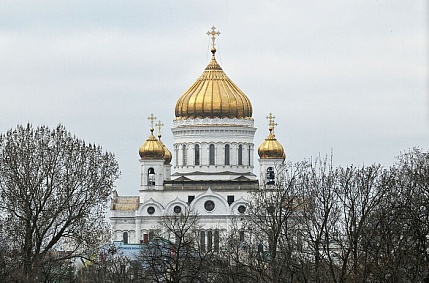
175;26;252;120
258;113;286;160
139;115;165;160
154;120;172;165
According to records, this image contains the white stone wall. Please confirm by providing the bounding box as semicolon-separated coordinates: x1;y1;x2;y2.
112;188;251;244
172;118;256;177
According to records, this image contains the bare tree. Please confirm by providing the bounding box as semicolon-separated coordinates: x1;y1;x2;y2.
137;208;215;283
0;124;120;281
243;162;307;283
78;244;136;283
330;164;390;283
297;157;341;283
369;148;429;282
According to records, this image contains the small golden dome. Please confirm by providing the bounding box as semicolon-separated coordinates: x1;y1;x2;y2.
258;115;286;160
139;128;165;160
158;133;172;165
163;145;172;165
175;47;252;120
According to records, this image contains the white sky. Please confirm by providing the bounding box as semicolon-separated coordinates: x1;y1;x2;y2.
1;1;428;196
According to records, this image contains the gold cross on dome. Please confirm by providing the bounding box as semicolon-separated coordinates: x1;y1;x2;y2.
147;113;157;128
266;113;278;132
207;26;220;49
266;112;275;125
155;120;164;136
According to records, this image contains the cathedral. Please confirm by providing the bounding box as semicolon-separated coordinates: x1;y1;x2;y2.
109;27;286;247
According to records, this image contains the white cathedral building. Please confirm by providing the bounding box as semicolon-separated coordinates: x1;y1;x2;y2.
110;27;286;247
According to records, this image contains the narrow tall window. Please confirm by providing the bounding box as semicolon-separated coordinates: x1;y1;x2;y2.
148;168;155;186
200;231;206;253
267;167;275;185
182;144;187;166
209;144;215;165
207;230;213;252
224;144;230;165
175;146;178;166
195;144;200;165
248;146;251;166
123;232;128;244
238;145;243;165
214;230;220;252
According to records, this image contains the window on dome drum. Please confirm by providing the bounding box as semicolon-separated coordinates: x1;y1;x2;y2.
266;167;275;185
123;232;128;244
238;144;243;165
224;144;230;165
227;195;234;205
248;146;251;166
209;144;215;165
182;144;187;166
148;168;155;186
194;144;200;165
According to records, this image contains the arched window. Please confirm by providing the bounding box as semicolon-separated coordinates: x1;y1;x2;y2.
266;167;275;185
195;144;200;165
224;144;230;165
123;231;128;244
209;144;215;165
238;145;243;165
148;167;155;186
175;145;178;166
182;144;187;166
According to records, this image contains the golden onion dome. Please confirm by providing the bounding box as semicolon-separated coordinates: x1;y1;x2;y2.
175;47;252;120
139;128;165;160
158;133;172;165
162;145;172;165
258;123;286;160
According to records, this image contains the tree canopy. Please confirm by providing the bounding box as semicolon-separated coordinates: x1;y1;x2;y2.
0;124;120;281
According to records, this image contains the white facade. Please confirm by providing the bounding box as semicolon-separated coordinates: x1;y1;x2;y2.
110;116;259;245
110;31;285;247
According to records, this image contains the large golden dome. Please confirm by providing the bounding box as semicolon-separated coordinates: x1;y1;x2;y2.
258;115;286;160
139;128;165;160
175;48;252;120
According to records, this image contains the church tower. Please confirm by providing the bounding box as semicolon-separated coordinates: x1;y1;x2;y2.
258;113;286;186
138;114;171;191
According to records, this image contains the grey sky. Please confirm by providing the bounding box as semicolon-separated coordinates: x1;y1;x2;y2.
1;1;427;195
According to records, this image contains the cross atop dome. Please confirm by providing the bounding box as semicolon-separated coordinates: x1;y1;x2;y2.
207;26;220;53
147;113;157;130
266;113;278;132
155;120;164;139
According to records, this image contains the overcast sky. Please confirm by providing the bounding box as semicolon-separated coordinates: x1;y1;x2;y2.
1;1;428;196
